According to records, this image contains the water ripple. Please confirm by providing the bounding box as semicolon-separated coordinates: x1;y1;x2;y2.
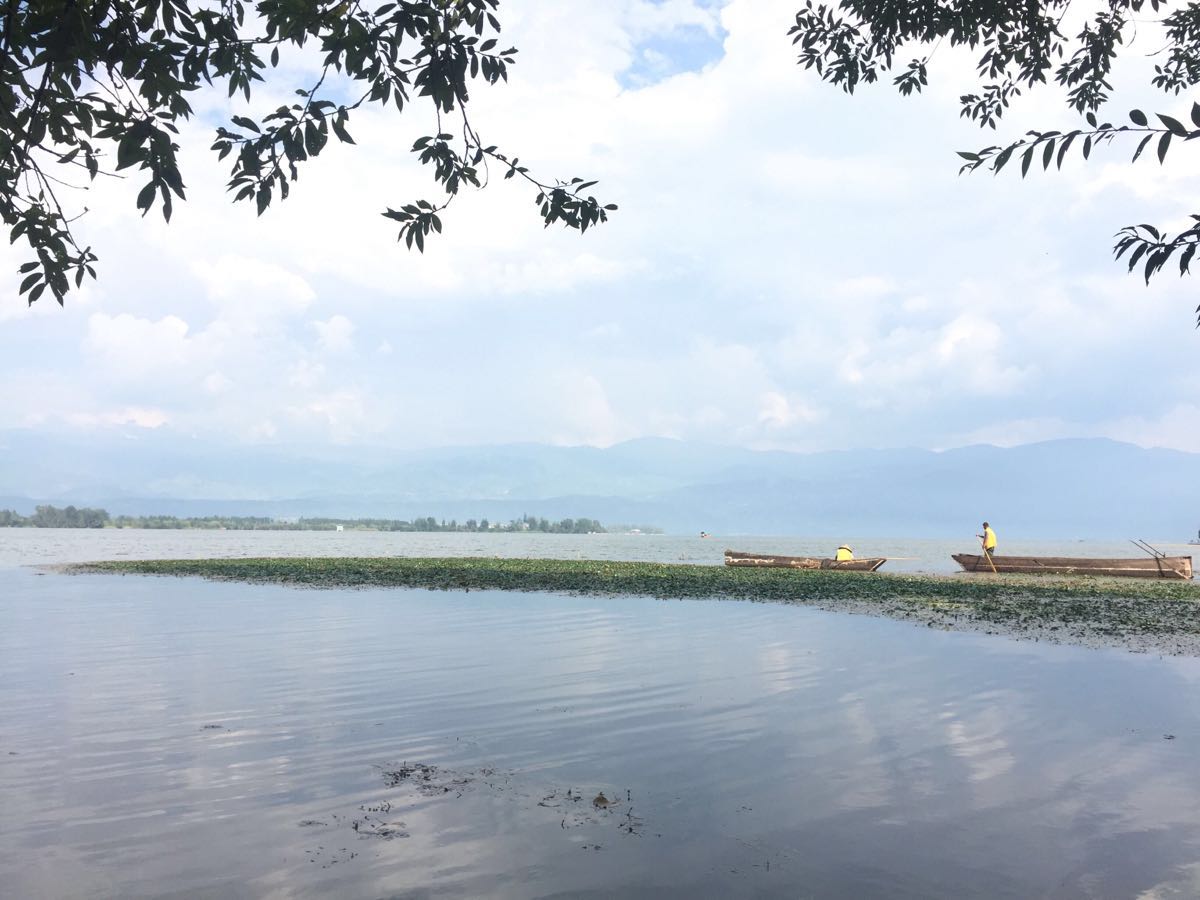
4;569;1200;898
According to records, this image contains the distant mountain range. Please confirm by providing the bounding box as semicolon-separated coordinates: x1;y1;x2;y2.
0;430;1196;538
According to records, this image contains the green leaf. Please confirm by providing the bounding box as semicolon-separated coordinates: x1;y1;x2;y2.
1130;109;1148;127
332;118;355;144
136;181;157;214
116;132;143;170
1132;133;1154;163
1158;114;1188;136
1158;131;1172;164
231;115;260;133
1056;132;1077;169
1182;244;1197;274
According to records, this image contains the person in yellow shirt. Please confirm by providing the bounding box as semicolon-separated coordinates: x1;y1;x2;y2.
835;545;854;561
977;522;997;556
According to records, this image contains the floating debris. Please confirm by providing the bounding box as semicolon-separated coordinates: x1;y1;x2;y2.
352;817;409;839
302;759;649;867
303;846;357;869
619;806;643;835
380;761;480;797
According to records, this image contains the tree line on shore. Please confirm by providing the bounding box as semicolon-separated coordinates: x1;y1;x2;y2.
0;506;609;534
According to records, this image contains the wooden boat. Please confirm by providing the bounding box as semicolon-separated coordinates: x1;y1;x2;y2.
724;550;886;572
952;553;1193;580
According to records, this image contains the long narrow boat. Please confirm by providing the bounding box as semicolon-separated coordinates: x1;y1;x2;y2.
724;550;886;572
952;553;1193;580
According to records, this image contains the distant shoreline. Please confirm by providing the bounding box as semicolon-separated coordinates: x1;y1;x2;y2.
0;507;659;534
63;557;1200;657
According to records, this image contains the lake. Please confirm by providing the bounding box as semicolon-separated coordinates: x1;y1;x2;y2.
3;530;1200;898
1;526;1189;573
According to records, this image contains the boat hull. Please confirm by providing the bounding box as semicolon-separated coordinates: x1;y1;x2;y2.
952;553;1193;580
724;551;886;572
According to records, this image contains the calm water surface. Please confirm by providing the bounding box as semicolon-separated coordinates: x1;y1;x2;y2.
1;526;1189;573
2;532;1200;898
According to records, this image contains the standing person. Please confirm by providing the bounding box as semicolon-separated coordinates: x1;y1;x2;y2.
977;522;997;556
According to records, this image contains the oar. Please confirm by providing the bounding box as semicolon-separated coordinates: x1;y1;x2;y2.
1130;539;1187;578
1130;538;1165;559
980;540;998;573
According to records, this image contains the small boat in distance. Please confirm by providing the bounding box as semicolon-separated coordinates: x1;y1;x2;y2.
952;553;1193;580
724;550;886;572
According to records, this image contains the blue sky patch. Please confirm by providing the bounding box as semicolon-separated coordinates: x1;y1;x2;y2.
620;22;727;89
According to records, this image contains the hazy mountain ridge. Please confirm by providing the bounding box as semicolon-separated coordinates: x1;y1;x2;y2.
0;431;1196;538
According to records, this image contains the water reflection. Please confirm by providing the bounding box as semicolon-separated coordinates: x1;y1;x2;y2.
3;568;1200;898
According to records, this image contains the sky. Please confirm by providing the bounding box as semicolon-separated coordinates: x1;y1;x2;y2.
2;0;1199;455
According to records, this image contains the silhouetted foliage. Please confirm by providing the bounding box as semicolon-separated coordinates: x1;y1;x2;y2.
789;0;1200;322
1;0;615;306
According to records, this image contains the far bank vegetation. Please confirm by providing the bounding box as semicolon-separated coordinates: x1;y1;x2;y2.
0;506;614;534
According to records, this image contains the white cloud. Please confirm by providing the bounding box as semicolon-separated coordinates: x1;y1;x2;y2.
833;276;898;301
1104;404;1200;453
249;419;278;441
757;391;824;429
287;389;375;443
203;372;233;394
312;314;355;353
287;360;326;389
950;405;1200;454
548;373;629;447
64;407;170;429
189;255;317;341
1;0;1198;456
83;313;193;379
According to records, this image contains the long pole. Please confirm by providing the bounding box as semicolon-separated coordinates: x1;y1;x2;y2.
1130;538;1165;559
981;540;998;573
